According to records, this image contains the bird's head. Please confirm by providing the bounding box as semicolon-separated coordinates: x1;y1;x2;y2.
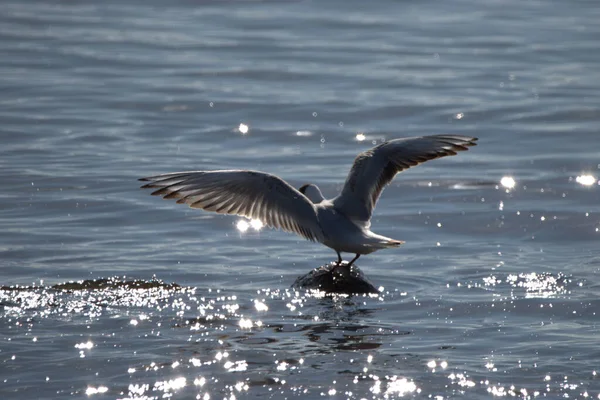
298;183;325;204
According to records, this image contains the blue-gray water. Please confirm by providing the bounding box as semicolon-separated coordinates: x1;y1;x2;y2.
1;0;599;399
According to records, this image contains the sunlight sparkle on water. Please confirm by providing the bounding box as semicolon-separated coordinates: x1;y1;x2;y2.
194;377;206;387
277;361;289;371
506;272;568;298
356;133;366;141
75;341;94;350
449;373;476;388
190;358;202;367
250;219;263;230
154;377;186;392
500;176;516;189
224;360;248;372
385;377;418;396
236;219;263;232
239;318;253;329
126;383;150;398
485;362;497;371
86;386;108;395
254;299;268;311
238;123;249;134
576;174;596;186
236;220;249;232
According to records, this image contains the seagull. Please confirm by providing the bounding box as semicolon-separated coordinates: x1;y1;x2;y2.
140;135;477;267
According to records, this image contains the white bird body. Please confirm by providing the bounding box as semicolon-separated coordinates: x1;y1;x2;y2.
140;135;477;266
311;198;402;255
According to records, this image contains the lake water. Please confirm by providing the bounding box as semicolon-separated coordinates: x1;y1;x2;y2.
1;0;599;399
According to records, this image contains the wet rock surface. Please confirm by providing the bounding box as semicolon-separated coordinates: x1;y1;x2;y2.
292;262;379;295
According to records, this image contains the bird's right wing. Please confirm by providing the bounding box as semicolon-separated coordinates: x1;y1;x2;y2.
333;135;477;225
140;170;324;242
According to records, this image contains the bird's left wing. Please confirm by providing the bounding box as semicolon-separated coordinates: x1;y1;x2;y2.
139;170;324;242
333;135;477;225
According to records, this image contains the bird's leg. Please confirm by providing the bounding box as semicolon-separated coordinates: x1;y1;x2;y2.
336;251;343;265
347;254;360;268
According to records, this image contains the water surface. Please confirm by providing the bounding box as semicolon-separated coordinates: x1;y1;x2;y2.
1;0;599;398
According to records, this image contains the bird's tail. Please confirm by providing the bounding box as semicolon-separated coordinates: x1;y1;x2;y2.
368;232;405;250
384;239;405;247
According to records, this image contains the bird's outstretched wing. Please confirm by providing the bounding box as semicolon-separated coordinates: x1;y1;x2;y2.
333;135;477;225
140;170;324;242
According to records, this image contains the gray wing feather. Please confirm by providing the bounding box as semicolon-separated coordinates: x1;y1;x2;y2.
333;135;477;224
139;170;324;242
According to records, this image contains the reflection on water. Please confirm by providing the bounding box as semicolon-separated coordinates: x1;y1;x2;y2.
2;0;600;397
1;278;412;398
85;386;108;395
2;275;597;399
500;176;516;190
575;174;597;186
508;272;570;298
457;270;574;305
237;123;249;135
236;218;264;233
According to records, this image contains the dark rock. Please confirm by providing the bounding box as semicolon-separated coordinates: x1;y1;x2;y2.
292;262;379;295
